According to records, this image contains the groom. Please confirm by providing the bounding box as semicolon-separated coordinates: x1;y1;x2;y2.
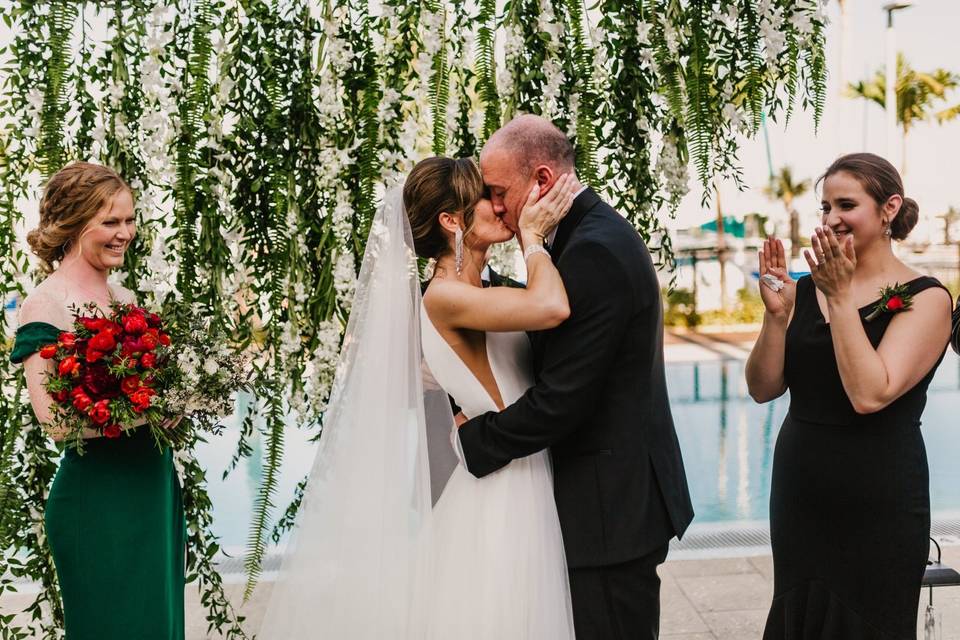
457;115;694;639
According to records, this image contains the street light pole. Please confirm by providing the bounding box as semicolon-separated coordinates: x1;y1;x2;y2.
883;2;915;168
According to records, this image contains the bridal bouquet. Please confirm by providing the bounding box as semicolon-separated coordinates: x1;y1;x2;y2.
38;302;250;452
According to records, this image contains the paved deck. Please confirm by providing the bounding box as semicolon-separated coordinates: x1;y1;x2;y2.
5;545;960;638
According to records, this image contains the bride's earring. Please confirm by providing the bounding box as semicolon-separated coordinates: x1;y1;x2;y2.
455;227;464;275
883;219;892;237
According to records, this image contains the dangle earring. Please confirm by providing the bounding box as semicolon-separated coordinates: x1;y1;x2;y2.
455;227;464;275
883;219;892;237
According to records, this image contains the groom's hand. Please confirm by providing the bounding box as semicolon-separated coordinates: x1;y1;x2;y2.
454;412;468;429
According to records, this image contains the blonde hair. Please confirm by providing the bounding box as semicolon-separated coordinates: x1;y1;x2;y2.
27;162;131;273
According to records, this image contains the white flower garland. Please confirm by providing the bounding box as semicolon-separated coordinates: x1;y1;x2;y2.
537;0;564;119
498;22;523;103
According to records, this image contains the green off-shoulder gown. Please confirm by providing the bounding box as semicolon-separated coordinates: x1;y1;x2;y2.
12;322;186;640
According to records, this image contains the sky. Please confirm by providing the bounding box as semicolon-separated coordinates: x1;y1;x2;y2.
683;0;960;242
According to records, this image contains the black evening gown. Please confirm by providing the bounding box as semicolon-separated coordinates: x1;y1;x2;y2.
764;275;951;640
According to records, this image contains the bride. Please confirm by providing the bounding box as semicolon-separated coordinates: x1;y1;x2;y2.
258;156;579;639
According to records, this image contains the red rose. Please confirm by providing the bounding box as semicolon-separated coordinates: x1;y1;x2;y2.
140;352;157;369
140;333;158;351
121;337;144;357
58;332;76;349
147;313;162;328
123;313;148;335
79;317;107;332
39;344;58;359
58;356;81;377
82;363;121;399
72;392;93;412
89;330;116;353
88;399;111;425
130;388;153;412
85;349;105;363
70;386;86;398
886;296;904;311
102;424;122;439
51;389;69;403
121;375;140;395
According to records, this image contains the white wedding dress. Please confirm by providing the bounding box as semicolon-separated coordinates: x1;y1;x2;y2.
256;188;573;639
415;304;575;639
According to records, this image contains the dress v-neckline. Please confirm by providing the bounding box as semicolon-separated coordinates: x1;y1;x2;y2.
420;301;506;412
812;276;927;326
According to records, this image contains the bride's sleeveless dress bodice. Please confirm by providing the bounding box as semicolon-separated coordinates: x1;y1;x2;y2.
417;302;575;639
420;304;533;416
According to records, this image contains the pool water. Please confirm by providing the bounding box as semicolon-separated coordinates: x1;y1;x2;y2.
199;352;960;548
669;351;960;523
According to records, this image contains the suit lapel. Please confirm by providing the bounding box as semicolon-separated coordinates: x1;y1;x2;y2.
527;188;600;373
550;187;599;260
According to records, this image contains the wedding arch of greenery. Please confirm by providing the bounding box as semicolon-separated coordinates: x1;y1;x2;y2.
0;0;825;635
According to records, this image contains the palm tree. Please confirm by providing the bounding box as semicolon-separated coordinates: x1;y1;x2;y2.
847;54;960;174
764;166;811;259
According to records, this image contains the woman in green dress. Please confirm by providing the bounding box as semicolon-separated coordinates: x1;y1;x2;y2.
11;162;185;639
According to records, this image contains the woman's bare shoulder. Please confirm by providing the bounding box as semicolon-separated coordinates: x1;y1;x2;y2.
18;281;70;327
109;282;138;305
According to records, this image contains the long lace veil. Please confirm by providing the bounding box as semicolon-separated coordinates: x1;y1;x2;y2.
257;187;456;638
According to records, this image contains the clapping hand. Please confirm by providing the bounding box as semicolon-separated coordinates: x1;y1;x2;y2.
758;236;797;320
804;226;855;299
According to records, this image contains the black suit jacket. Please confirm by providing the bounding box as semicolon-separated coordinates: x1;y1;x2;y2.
458;188;694;568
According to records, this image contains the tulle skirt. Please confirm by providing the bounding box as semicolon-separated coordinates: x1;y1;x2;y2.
411;451;576;640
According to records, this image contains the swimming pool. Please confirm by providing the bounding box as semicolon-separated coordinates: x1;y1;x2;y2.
198;351;960;548
669;351;960;524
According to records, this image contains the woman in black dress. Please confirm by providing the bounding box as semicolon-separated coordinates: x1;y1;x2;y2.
951;298;960;355
746;153;953;639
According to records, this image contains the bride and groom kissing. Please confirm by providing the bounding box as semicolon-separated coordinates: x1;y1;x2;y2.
259;114;694;639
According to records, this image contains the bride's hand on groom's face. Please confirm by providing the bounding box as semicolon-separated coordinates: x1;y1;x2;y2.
454;412;468;429
517;173;577;246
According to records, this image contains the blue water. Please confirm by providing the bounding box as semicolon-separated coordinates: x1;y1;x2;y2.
669;351;960;523
199;351;960;547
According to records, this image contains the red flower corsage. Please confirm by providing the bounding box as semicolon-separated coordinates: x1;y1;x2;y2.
865;283;914;322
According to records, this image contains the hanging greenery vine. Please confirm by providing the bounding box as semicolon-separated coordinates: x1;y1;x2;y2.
0;0;826;634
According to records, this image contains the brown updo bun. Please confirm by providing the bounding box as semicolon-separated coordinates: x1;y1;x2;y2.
27;162;131;273
403;157;484;260
818;153;918;241
891;196;919;241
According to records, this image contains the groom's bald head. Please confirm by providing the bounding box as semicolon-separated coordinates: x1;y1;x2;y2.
482;114;575;175
480;115;576;232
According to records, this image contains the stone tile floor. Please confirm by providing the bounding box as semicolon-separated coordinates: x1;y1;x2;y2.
4;546;960;638
658;548;960;640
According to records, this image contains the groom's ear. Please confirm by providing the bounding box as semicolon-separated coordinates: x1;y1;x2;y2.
533;165;556;197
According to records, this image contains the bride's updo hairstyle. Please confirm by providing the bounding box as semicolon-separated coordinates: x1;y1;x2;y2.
818;153;919;241
27;162;131;273
404;156;485;260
